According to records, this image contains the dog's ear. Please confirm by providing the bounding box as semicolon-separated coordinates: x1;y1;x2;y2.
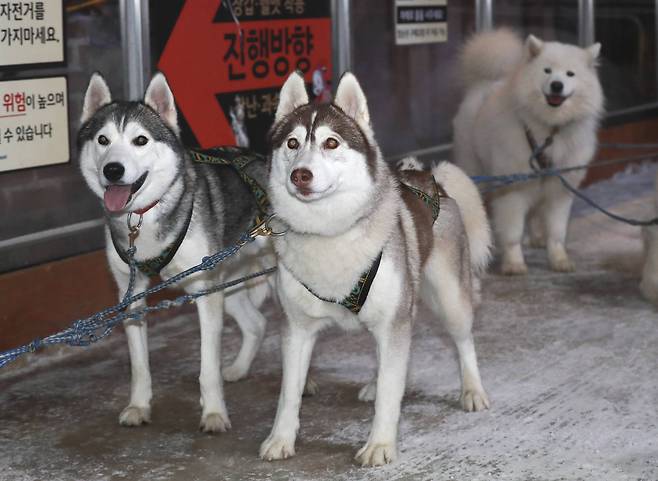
334;72;370;127
81;72;111;125
525;35;544;59
586;42;601;67
276;71;308;123
144;72;180;136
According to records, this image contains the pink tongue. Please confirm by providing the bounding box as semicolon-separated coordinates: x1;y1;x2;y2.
548;95;564;105
104;185;132;212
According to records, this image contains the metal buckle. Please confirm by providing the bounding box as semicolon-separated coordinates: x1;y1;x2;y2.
249;214;288;238
127;212;144;247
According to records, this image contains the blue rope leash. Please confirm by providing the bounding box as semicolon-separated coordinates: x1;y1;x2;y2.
471;141;658;225
552;170;658;226
529;141;658;227
599;142;658;149
472;149;658;189
0;230;277;369
3;143;658;369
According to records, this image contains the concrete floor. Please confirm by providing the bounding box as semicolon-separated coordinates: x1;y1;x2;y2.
2;168;658;481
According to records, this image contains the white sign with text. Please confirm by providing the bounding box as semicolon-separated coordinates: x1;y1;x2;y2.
0;76;69;172
395;0;448;45
0;1;64;67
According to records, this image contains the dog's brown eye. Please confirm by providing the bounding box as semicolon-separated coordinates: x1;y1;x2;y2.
287;138;299;149
324;137;339;149
566;70;575;77
98;135;110;146
133;135;149;146
544;68;552;74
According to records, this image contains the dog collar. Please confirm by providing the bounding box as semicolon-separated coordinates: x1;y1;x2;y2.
132;201;159;215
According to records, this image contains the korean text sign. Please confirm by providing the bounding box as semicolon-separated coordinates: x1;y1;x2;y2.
0;1;64;67
159;0;332;153
0;76;69;172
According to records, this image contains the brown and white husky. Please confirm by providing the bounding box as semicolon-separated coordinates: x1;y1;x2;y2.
259;71;492;466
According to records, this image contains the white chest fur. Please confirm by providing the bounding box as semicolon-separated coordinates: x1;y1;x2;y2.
274;194;399;301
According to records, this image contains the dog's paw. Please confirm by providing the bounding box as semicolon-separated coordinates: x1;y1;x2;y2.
119;405;151;426
222;363;249;382
355;441;397;466
259;434;296;461
550;256;575;273
303;377;319;397
500;261;528;276
461;388;490;412
358;381;376;402
200;411;231;433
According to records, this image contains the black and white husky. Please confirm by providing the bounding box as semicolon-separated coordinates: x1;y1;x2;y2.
78;72;273;432
260;72;492;466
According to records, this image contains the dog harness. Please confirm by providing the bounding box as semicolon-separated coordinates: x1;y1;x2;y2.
524;126;559;170
302;177;445;314
190;147;270;215
111;146;269;277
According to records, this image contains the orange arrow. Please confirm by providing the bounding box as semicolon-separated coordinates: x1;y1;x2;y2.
158;1;332;149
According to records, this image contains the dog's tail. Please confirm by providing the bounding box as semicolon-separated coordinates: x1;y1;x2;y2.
460;28;523;90
432;161;492;274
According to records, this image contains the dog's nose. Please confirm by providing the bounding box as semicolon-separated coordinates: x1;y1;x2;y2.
550;81;564;94
290;168;313;189
103;162;125;182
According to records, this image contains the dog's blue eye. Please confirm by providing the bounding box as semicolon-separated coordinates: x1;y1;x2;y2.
544;68;552;74
287;138;299;149
97;135;109;146
566;71;575;77
133;135;149;146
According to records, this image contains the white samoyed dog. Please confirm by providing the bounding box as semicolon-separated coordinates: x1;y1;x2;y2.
453;28;603;274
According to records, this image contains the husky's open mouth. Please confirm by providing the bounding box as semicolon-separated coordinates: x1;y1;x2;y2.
104;172;148;212
545;94;568;107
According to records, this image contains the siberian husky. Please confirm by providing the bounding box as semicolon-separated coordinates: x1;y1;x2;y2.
78;72;273;432
259;71;491;466
453;29;603;274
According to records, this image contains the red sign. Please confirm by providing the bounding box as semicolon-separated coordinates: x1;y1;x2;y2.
158;1;332;152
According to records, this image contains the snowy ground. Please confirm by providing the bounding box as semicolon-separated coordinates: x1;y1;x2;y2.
1;166;657;481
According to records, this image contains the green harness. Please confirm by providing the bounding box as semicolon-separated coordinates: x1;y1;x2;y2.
189;147;270;215
302;177;444;314
111;146;269;277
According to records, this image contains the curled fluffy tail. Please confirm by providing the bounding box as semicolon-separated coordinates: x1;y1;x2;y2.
432;161;492;274
461;28;523;90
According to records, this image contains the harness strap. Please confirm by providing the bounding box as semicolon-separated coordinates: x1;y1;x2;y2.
189;146;270;215
525;126;558;170
400;176;445;223
302;251;383;314
111;204;194;277
112;146;268;277
301;176;443;314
